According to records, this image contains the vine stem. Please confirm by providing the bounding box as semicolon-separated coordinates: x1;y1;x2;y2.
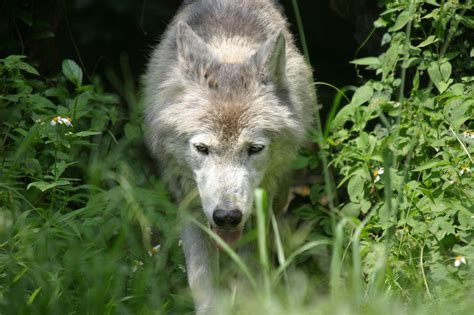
427;0;472;90
62;0;91;83
398;0;416;105
291;0;337;212
420;240;432;298
450;128;473;163
439;0;472;57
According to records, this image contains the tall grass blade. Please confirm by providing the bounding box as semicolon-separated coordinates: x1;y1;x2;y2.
329;218;348;298
352;207;377;303
273;239;332;285
255;188;271;298
270;211;288;286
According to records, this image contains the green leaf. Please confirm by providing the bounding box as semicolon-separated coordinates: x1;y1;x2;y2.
440;62;452;82
381;38;401;79
438;218;455;235
350;57;380;66
73;131;101;137
373;17;388;28
27;180;70;192
25;95;56;109
389;10;411;32
417;35;438;47
449;83;464;96
361;200;371;213
27;287;42;305
62;59;83;87
428;61;451;93
379;199;397;227
2;55;39;75
16;62;40;75
294;205;318;220
458;209;472;228
351;85;374;107
444;99;472;131
45;87;70;101
71;91;93;119
53;161;79;179
341;202;360;217
412;160;449;172
460;16;474;29
425;0;439;6
331;103;356;130
428;62;443;85
412;70;420;91
402;57;421;69
93;93;120;104
348;175;366;203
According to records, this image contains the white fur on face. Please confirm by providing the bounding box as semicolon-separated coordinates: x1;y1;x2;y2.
187;133;270;227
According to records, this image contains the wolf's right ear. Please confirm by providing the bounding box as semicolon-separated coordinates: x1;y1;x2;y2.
176;22;216;66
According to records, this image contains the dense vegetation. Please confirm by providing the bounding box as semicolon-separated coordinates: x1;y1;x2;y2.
0;0;473;314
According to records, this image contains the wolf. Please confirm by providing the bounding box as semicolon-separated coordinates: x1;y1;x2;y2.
143;0;315;312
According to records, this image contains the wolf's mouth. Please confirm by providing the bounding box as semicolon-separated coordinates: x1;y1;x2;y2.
210;225;242;249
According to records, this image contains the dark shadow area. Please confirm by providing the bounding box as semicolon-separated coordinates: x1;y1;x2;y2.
0;0;382;116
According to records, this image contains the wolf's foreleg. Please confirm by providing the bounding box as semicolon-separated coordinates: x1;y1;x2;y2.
182;221;217;314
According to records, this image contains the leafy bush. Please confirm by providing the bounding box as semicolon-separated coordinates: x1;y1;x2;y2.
327;0;473;306
0;56;190;313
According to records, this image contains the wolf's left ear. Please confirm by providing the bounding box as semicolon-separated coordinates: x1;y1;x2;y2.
252;31;287;89
176;22;216;66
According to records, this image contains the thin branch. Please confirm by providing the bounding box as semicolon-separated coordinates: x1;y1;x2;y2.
450;127;473;163
61;0;91;83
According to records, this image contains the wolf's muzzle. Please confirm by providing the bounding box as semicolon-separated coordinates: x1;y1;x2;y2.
212;209;242;229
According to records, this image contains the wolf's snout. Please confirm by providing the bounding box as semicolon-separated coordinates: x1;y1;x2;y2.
212;209;242;229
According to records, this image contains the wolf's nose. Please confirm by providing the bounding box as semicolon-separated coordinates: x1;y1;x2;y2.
213;209;242;229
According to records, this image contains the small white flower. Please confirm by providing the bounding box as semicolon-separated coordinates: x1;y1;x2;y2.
373;167;384;183
50;116;73;127
132;260;144;272
148;244;161;257
463;130;474;139
460;166;471;175
454;256;466;267
178;239;183;247
178;264;186;273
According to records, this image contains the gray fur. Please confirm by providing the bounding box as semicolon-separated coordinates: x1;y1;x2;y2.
143;0;315;312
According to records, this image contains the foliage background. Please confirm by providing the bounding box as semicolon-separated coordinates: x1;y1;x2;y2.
0;0;473;314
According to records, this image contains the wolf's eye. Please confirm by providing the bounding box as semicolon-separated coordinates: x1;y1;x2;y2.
248;144;265;155
194;143;209;155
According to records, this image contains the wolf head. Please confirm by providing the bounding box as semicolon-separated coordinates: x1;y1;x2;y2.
147;22;306;244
